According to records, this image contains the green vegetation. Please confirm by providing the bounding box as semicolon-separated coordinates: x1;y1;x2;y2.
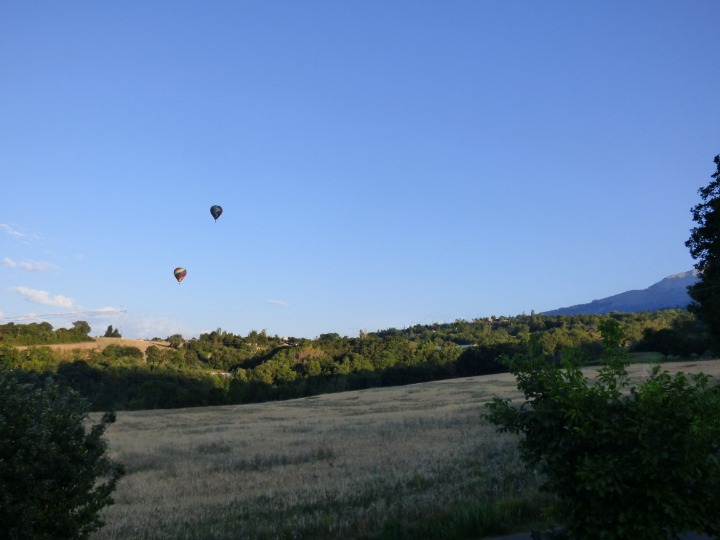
3;312;717;539
0;369;124;540
486;319;720;539
103;325;122;338
0;320;93;346
0;310;712;411
687;153;720;348
93;357;720;539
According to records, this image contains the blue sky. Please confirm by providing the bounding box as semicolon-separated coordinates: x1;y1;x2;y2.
1;1;719;339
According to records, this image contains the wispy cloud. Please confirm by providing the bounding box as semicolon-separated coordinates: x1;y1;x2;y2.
11;286;76;308
3;257;56;272
0;311;41;323
92;306;126;315
0;306;192;339
0;224;26;238
113;313;194;339
0;224;41;245
0;306;125;325
266;299;289;306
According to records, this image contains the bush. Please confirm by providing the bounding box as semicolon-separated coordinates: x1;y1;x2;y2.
485;319;720;539
0;369;124;539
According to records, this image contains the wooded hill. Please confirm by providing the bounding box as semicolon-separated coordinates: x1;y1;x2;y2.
0;309;713;411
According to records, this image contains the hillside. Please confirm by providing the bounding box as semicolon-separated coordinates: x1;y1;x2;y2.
543;270;698;315
16;337;170;356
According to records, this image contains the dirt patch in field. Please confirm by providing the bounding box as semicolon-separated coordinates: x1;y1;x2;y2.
15;337;170;356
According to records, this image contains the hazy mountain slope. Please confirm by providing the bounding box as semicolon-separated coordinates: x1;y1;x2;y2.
543;270;699;316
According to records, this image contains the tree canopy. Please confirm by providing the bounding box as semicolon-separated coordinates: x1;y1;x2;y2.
486;320;720;538
0;310;712;411
0;370;124;539
686;154;720;347
104;325;122;338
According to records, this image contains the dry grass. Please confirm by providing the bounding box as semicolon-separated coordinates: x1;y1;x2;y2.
93;375;539;539
16;337;170;358
92;359;720;539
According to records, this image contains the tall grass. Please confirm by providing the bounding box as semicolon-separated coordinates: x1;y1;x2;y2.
93;360;720;539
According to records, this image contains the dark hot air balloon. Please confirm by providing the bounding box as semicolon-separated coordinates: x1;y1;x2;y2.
174;267;187;283
210;205;223;221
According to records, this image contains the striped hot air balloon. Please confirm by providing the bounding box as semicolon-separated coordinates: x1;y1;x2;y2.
174;267;187;283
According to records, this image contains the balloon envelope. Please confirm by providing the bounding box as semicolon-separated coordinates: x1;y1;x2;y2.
174;267;187;283
210;205;223;221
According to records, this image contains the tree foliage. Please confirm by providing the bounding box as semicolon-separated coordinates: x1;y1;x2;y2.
0;320;94;346
485;319;720;539
686;154;720;347
104;325;122;338
0;311;712;411
0;369;124;539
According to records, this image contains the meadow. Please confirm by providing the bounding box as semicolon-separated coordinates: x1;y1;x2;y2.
92;360;720;540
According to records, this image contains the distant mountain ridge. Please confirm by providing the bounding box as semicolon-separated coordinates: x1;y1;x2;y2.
542;270;699;316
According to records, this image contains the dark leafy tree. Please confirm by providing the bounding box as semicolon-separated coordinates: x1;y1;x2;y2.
0;369;124;539
686;154;720;346
486;319;720;539
72;320;92;337
455;343;519;376
104;325;121;338
168;333;185;349
634;322;711;359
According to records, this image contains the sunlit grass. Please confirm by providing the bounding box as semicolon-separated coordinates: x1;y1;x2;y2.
92;360;720;539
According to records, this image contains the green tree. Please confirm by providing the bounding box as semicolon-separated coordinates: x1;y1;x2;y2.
686;154;720;347
485;319;720;539
103;325;122;338
72;320;92;337
168;333;185;349
306;359;323;376
0;370;124;539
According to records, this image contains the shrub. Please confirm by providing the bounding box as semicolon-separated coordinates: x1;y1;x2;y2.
485;319;720;539
0;369;124;539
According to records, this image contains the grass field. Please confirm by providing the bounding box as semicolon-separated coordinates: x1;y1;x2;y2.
92;359;720;539
16;337;170;357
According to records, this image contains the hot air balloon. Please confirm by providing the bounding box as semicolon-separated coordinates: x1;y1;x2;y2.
210;205;223;221
174;267;187;283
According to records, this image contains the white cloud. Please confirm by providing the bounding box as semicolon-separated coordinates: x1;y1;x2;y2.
92;306;126;315
0;224;26;238
0;306;194;339
0;224;40;246
0;306;126;327
266;299;289;306
110;314;194;339
3;257;56;272
11;286;76;308
19;260;55;272
0;311;44;324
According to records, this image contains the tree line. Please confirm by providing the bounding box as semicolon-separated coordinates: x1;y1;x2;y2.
0;309;713;411
0;320;94;345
